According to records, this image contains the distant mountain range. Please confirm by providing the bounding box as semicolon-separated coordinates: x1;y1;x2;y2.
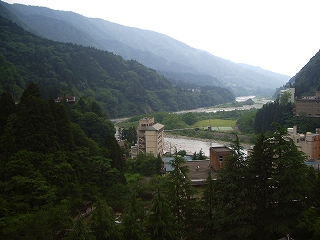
0;1;290;96
0;14;236;117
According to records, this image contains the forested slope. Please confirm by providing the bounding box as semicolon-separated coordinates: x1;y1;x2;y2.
290;50;320;97
0;82;129;238
0;16;234;118
0;1;289;96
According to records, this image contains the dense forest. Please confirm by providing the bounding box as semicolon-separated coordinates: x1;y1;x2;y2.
291;50;320;97
1;84;319;239
0;1;289;96
0;15;234;118
0;83;128;238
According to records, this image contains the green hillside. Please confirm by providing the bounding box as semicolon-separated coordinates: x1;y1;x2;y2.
0;16;235;118
0;1;290;96
291;50;320;97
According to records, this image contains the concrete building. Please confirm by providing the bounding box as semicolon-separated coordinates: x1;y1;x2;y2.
295;91;320;117
209;146;232;171
288;126;320;160
131;117;164;158
279;88;295;103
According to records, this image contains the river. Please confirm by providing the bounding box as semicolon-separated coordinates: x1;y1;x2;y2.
174;96;270;114
113;96;268;155
163;134;225;156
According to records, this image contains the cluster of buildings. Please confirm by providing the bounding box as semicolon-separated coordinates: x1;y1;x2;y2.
128;117;230;171
288;126;320;161
127;88;320;179
280;87;320;117
281;88;320;161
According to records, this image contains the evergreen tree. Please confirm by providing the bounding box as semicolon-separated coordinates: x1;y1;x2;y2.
213;135;255;239
297;169;320;239
201;171;216;237
104;133;126;176
19;82;42;102
267;124;308;237
248;125;309;239
246;132;274;239
48;99;75;150
0;91;16;135
65;212;95;240
122;188;147;240
146;188;180;240
164;155;195;237
90;197;122;240
15;83;59;152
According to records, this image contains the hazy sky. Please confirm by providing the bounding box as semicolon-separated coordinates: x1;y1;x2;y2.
3;0;320;77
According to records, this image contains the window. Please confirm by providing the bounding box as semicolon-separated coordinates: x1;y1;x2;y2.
219;156;223;162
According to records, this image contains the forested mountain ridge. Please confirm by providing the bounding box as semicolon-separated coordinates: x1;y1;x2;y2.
287;50;320;97
0;1;290;96
0;15;235;118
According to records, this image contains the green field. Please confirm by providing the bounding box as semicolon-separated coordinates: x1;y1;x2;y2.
192;119;236;128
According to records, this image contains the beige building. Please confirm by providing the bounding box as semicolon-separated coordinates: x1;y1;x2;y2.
288;126;320;160
295;91;320;117
131;117;164;158
209;146;232;171
279;88;295;103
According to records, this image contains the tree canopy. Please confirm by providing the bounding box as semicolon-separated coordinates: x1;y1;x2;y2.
0;15;235;118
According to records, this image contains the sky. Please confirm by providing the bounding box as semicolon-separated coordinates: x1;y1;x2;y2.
3;0;320;77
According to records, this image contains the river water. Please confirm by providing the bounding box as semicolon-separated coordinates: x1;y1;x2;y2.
174;96;270;114
162;96;268;155
114;96;268;155
163;135;226;156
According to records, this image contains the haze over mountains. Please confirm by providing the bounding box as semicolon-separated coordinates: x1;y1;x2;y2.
0;1;290;96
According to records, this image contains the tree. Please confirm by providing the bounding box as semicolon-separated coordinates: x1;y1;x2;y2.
201;171;217;237
182;112;198;125
66;212;95;240
254;101;294;133
48;99;75;150
213;135;255;239
78;112;114;147
0;91;15;135
19;82;42;102
15;83;59;153
146;188;180;240
90;197;122;240
267;124;308;238
122;188;147;240
247;125;309;239
104;133;126;175
120;126;137;145
163;154;195;238
298;171;320;240
279;91;292;105
246;132;276;239
127;153;163;176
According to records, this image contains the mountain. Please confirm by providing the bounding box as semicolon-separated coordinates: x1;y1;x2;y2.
0;1;289;96
0;15;235;118
284;50;320;97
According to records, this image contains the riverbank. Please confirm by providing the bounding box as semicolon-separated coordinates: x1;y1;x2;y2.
164;132;252;156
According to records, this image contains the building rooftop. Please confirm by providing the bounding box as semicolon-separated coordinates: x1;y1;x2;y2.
210;146;231;152
146;123;164;131
184;160;218;181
